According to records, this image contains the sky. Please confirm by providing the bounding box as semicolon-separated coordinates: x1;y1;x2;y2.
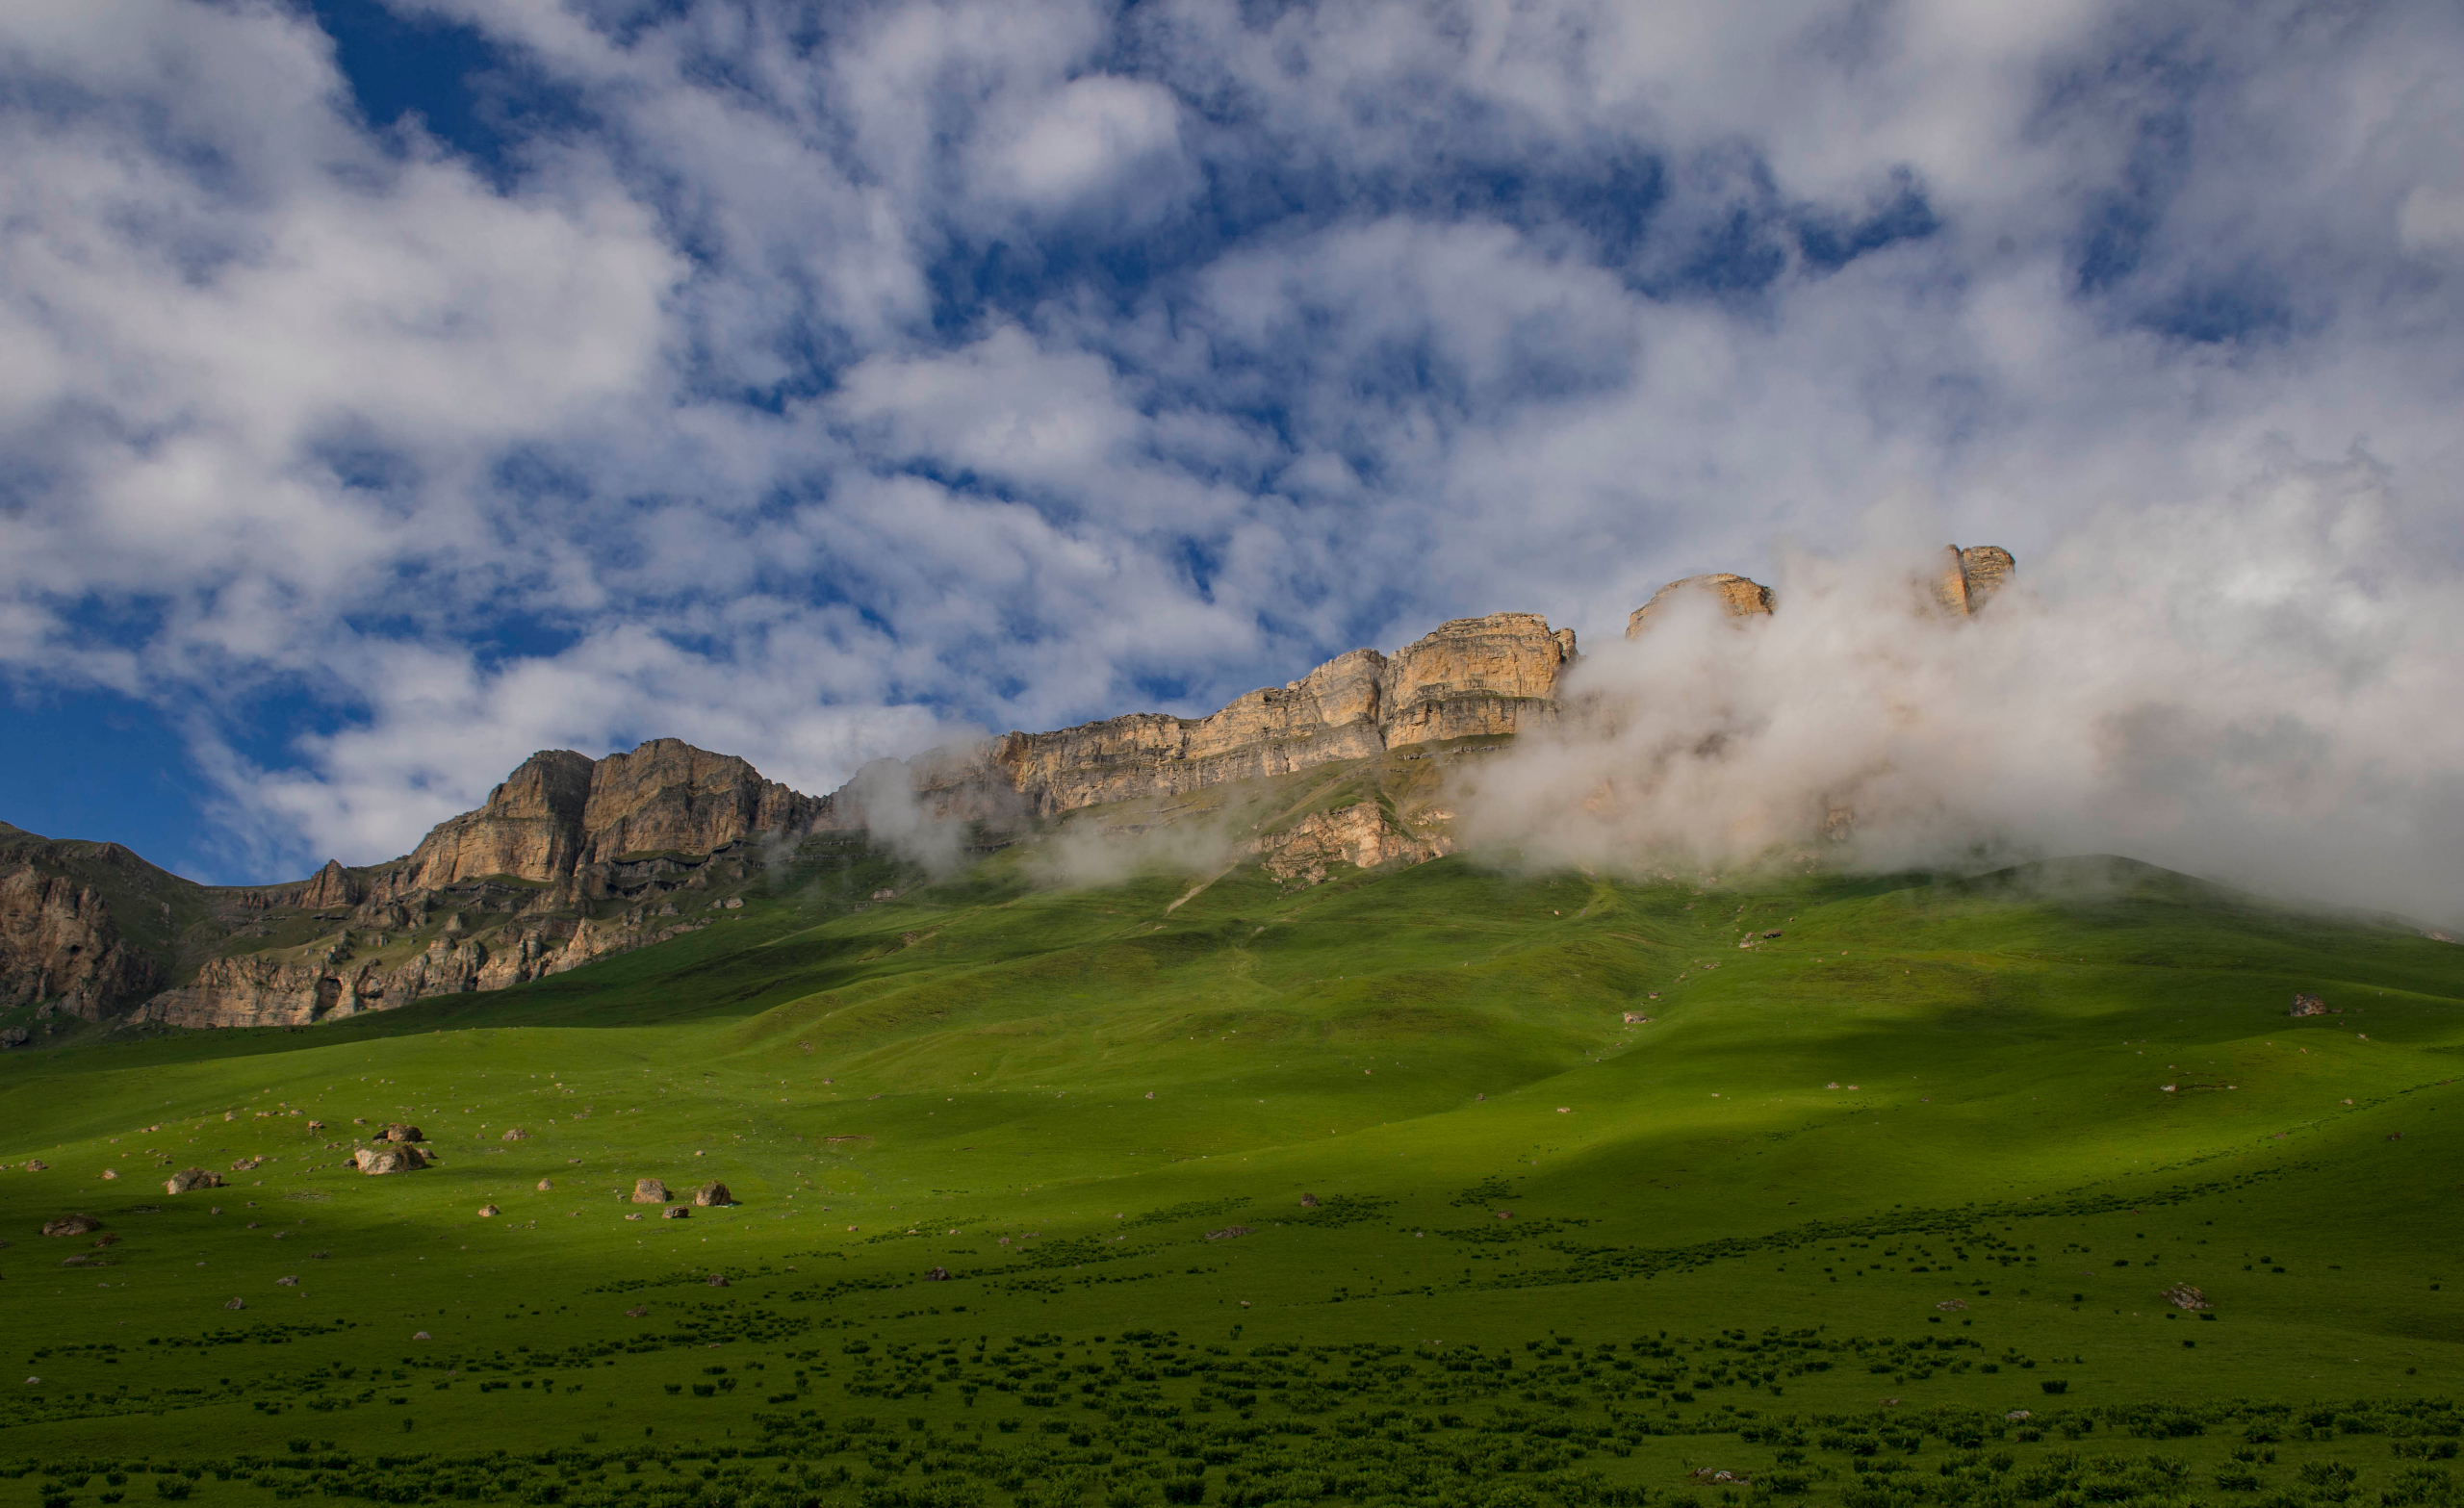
2;0;2460;885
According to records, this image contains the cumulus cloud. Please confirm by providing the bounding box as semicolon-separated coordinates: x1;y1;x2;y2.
0;0;2457;892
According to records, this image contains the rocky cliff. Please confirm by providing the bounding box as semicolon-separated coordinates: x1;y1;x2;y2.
903;612;1578;823
0;863;162;1018
1625;574;1775;635
0;548;2008;1035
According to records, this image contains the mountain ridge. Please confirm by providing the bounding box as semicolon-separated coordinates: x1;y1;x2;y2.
0;550;2010;1035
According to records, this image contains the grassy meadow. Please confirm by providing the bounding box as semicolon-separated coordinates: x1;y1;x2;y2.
5;834;2462;1508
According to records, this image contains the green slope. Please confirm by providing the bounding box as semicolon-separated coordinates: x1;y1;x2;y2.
3;846;2461;1508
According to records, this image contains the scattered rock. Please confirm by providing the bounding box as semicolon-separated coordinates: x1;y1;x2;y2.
22;1160;47;1172
2387;1132;2405;1141
1623;1011;1652;1024
2289;993;2329;1017
224;1297;245;1311
625;1213;642;1221
230;1157;263;1172
1688;1470;1753;1485
870;888;897;902
662;1205;689;1220
706;1274;729;1287
632;1178;670;1204
2006;1410;2031;1421
477;1204;500;1218
275;1276;297;1287
99;1169;118;1181
692;1182;734;1207
1299;1193;1320;1208
2160;1283;2211;1312
625;1305;649;1318
501;1127;529;1141
924;1266;949;1282
0;1027;27;1049
1495;1210;1514;1220
412;1331;430;1341
536;1179;553;1191
306;1120;324;1132
1204;1225;1250;1241
353;1146;427;1176
381;1124;424;1143
166;1167;224;1194
1936;1299;1968;1311
93;1233;118;1247
41;1214;103;1238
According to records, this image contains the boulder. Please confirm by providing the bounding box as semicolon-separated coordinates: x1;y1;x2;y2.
2160;1283;2211;1312
631;1178;670;1204
224;1297;245;1311
692;1182;734;1207
354;1145;427;1176
1299;1193;1320;1209
706;1274;729;1287
500;1127;529;1141
661;1205;689;1220
41;1214;103;1238
381;1124;424;1143
0;1027;27;1048
99;1169;118;1181
412;1330;430;1341
477;1204;500;1218
166;1167;223;1194
275;1276;297;1287
22;1160;47;1171
625;1305;649;1318
925;1266;949;1282
2289;993;2329;1017
536;1179;553;1191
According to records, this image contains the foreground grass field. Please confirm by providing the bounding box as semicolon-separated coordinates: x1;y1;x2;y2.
4;839;2461;1508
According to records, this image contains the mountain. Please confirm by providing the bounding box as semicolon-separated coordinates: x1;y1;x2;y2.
0;550;2003;1036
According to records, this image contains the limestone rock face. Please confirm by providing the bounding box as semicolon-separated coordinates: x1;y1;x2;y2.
399;750;595;889
1931;545;2016;615
1241;805;1452;886
390;740;826;891
1625;574;1775;637
918;613;1577;822
0;864;160;1020
1377;614;1577;747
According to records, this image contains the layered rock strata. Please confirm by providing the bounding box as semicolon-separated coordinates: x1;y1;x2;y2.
911;612;1578;822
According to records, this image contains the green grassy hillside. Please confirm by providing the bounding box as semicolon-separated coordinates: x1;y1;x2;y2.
3;841;2461;1508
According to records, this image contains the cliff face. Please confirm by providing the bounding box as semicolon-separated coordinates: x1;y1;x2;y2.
386;739;824;891
1625;574;1775;636
0;865;161;1019
1933;545;2016;616
930;611;1578;821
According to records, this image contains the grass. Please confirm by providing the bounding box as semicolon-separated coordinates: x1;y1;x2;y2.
4;841;2461;1508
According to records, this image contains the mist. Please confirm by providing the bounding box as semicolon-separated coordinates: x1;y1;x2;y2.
1459;459;2464;926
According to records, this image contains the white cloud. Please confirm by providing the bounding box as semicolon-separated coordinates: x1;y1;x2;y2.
0;0;2457;897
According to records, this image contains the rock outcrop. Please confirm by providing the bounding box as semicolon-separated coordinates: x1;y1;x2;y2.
1932;545;2015;616
390;740;824;891
909;612;1578;823
1625;574;1775;636
0;863;162;1019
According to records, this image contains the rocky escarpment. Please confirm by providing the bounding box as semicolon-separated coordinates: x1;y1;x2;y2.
2;547;2009;1034
902;611;1578;824
0;863;162;1018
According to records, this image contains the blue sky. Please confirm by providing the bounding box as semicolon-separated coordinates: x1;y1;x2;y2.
2;0;2461;885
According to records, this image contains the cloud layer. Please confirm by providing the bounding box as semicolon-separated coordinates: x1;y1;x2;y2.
1;0;2458;885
